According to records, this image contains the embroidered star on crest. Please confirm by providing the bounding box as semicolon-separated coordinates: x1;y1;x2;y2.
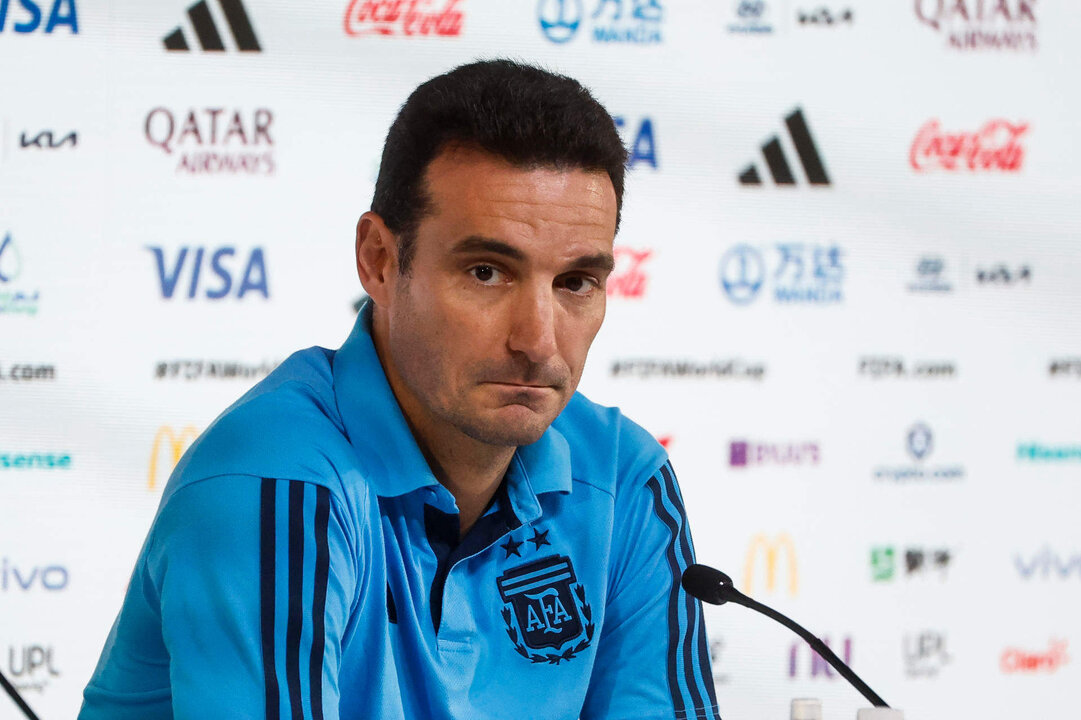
500;537;523;558
528;528;551;550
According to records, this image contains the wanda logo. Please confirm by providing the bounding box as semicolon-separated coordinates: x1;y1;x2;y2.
344;0;463;36
910;119;1028;172
607;247;652;299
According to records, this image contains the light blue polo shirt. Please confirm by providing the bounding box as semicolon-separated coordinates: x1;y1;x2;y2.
79;304;720;720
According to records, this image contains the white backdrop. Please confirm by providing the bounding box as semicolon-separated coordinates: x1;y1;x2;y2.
2;1;1080;719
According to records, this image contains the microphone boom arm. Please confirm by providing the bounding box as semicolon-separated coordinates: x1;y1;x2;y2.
721;585;889;708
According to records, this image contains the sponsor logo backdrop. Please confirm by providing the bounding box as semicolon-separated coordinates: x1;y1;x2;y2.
2;1;1080;718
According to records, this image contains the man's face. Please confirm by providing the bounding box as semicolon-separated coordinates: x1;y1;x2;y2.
376;146;617;448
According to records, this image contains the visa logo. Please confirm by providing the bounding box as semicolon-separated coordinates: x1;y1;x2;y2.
147;246;269;300
614;116;658;169
0;0;78;33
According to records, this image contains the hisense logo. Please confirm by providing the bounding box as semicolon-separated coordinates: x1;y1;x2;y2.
1017;442;1081;462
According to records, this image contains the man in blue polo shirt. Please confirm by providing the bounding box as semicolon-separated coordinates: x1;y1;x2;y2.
80;60;720;720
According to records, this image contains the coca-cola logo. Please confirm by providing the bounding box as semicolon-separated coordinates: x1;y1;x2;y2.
344;0;463;37
607;247;652;299
909;119;1028;172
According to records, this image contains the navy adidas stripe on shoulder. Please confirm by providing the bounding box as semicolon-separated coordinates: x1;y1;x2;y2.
260;478;332;720
646;463;720;720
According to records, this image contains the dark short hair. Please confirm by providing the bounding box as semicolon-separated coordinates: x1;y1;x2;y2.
371;59;628;274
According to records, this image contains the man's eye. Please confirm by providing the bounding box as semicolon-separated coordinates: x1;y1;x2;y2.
470;265;502;284
561;275;598;295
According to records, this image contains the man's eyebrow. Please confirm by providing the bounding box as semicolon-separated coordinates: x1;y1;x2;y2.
451;235;526;261
450;235;615;273
567;252;615;274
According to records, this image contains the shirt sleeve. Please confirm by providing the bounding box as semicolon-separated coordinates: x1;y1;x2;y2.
150;475;358;720
581;460;720;720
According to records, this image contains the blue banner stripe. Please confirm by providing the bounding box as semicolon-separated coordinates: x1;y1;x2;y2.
499;564;572;590
500;571;575;596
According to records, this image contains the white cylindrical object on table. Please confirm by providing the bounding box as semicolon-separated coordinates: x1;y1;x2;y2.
856;709;904;720
790;698;823;720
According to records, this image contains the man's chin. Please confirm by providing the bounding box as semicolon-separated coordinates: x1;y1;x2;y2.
458;405;554;447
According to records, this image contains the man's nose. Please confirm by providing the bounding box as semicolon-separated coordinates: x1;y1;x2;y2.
507;285;559;365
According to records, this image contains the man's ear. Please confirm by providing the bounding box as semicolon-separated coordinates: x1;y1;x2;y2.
355;211;399;306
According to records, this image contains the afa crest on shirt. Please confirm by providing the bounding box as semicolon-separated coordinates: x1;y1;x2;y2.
497;554;594;665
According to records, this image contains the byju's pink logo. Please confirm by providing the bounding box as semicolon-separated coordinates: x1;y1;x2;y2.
729;440;820;468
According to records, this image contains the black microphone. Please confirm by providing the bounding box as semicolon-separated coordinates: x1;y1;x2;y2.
682;563;890;709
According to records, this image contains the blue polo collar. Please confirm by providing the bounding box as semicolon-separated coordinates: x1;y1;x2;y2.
331;302;573;502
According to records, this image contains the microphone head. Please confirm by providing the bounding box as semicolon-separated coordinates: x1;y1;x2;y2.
681;564;733;605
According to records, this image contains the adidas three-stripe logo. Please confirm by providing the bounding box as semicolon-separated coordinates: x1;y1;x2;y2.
646;462;721;720
260;478;330;720
164;0;261;52
739;107;830;186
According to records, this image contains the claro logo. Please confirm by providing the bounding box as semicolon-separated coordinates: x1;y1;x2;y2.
743;533;798;596
148;425;198;490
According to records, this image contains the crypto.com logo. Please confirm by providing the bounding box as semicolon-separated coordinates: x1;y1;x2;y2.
906;422;933;461
743;533;797;596
148;426;198;490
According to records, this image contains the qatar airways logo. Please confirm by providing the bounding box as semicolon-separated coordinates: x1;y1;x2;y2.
144;107;275;175
916;0;1036;52
343;0;463;37
910;119;1028;172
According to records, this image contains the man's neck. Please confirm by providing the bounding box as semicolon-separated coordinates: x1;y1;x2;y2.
409;421;514;538
371;314;514;537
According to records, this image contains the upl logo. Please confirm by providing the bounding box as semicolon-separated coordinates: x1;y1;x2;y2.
147;246;269;300
148;425;198;490
0;0;77;33
743;533;797;596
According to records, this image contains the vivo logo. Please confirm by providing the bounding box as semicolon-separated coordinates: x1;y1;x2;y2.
147;246;269;300
0;558;68;591
1015;548;1081;580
